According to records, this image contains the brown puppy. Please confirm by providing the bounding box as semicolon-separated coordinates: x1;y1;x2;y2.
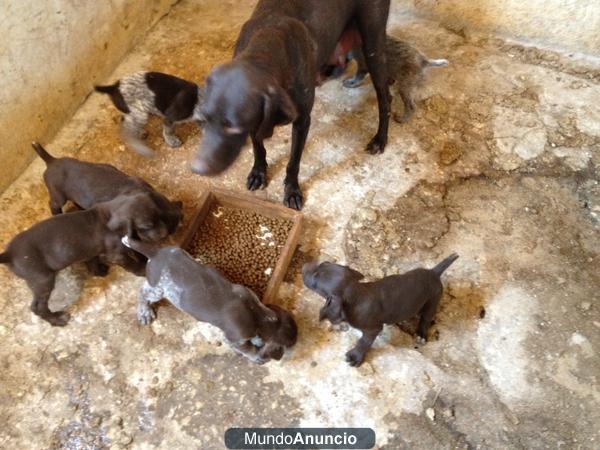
302;254;458;367
191;0;391;210
343;35;449;123
0;194;150;326
32;142;182;240
122;237;298;364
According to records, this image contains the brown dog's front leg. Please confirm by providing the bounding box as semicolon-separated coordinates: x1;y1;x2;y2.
283;114;311;210
345;326;382;367
246;135;268;191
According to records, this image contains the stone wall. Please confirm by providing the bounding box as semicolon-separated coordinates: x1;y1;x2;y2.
395;0;599;56
0;0;177;192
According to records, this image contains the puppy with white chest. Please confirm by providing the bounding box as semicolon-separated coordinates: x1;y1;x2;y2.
95;71;205;157
122;237;298;364
302;254;458;367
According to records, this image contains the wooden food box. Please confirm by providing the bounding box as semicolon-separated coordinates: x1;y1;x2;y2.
181;189;302;304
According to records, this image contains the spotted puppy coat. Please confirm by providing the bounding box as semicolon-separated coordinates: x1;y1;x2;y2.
95;71;205;157
122;237;298;364
344;35;448;123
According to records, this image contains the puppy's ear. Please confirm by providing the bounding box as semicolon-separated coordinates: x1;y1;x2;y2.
256;85;298;141
344;266;365;281
107;210;134;237
318;295;345;323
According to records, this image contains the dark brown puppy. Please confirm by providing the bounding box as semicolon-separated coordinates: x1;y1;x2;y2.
122;237;298;364
0;194;150;326
344;35;448;123
191;0;391;210
32;142;182;240
302;254;458;367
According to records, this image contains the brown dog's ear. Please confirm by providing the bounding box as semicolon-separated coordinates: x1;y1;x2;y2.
318;295;345;323
256;85;298;141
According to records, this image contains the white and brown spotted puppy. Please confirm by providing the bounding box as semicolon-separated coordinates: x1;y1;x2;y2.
340;34;449;123
95;71;205;157
122;237;298;364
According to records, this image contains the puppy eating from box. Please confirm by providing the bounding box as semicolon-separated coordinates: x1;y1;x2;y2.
95;71;205;157
122;237;298;364
302;254;458;367
32;142;183;240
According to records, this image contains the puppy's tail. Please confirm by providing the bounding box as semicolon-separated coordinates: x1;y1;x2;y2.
121;236;159;259
94;81;131;114
0;252;10;265
31;142;55;164
432;253;459;276
423;58;449;68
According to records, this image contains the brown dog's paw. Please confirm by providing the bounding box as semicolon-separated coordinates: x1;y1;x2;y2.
283;183;303;210
246;166;268;191
48;311;70;327
366;135;387;155
345;348;366;367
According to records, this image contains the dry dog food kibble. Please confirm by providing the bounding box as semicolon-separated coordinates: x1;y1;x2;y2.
186;204;294;298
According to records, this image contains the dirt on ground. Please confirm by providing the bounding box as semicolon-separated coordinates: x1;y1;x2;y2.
0;0;598;449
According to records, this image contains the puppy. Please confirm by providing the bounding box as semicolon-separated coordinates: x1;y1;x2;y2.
122;237;298;364
95;71;205;157
303;254;458;367
32;142;182;239
343;35;448;123
0;194;151;326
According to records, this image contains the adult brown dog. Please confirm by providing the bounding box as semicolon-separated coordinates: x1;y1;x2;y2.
191;0;391;210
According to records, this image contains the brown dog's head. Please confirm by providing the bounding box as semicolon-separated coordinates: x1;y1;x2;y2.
302;261;364;324
105;193;172;242
191;62;297;176
257;304;298;362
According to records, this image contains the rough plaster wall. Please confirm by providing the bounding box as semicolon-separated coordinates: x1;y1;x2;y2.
0;0;178;193
401;0;600;56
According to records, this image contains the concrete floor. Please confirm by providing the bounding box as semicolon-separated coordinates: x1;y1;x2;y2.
1;0;599;448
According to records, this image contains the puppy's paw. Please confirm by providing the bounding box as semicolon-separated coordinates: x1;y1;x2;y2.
137;304;156;326
283;183;303;210
254;358;268;365
415;336;427;346
345;348;366;367
393;112;413;124
366;135;387;155
48;311;70;327
246;166;268;191
165;135;182;148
